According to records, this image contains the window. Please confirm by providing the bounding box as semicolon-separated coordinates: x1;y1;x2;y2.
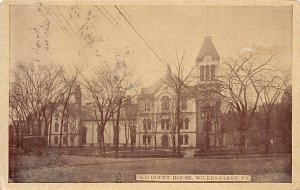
142;135;147;145
55;113;59;121
200;66;204;81
161;119;165;130
201;111;208;119
63;123;68;132
143;119;146;130
205;65;210;81
54;123;59;132
182;99;187;110
54;136;59;145
147;119;151;130
211;65;216;80
147;135;151;144
184;135;189;145
144;101;150;112
63;136;68;145
179;135;183;145
179;119;183;129
166;119;170;130
184;118;189;130
161;96;170;111
82;127;87;144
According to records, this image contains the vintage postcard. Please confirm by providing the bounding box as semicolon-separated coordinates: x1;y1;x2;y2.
0;0;299;190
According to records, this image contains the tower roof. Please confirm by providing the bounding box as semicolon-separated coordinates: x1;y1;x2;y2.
196;36;220;62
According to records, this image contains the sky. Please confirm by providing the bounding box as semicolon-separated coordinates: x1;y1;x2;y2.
10;5;292;88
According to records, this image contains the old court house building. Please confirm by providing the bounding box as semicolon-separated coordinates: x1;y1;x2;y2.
48;36;222;149
135;36;222;149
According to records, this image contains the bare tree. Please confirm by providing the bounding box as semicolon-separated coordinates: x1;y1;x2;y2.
82;62;135;157
10;63;63;148
58;68;81;155
164;52;195;156
123;97;138;152
259;72;289;154
213;49;278;153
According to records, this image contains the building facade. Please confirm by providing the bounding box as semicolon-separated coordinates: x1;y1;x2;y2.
136;36;222;149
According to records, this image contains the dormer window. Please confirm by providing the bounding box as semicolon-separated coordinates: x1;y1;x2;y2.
205;65;210;81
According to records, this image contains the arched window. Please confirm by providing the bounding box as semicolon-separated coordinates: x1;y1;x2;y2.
211;65;216;80
147;135;151;144
205;65;210;81
184;135;189;145
200;66;204;81
54;136;59;145
184;118;189;130
54;123;59;132
161;96;170;111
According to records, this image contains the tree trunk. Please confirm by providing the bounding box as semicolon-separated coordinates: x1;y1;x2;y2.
265;117;271;154
113;97;122;158
177;99;181;156
154;135;157;150
48;109;53;146
124;122;128;148
239;130;246;154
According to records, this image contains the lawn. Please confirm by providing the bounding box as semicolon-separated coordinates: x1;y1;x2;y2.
11;154;291;183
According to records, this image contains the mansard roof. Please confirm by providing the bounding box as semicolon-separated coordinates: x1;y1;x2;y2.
196;36;220;62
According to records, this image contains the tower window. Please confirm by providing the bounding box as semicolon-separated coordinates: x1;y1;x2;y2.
206;65;210;81
211;65;216;80
200;66;204;81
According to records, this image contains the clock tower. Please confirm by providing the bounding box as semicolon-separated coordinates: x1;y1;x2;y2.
195;36;222;149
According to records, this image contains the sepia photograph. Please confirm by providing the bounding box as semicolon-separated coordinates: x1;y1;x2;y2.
3;1;296;185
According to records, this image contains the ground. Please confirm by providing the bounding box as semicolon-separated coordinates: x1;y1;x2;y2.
11;153;291;183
